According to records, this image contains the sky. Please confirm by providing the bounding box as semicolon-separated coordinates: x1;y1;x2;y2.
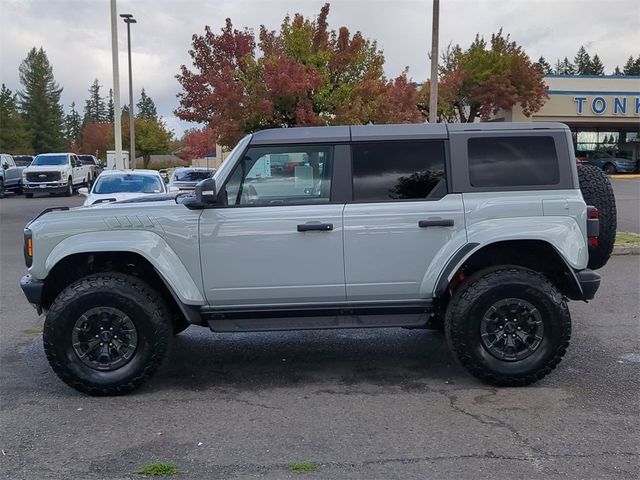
1;0;639;137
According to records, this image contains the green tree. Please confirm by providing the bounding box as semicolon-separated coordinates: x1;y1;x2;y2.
64;102;82;149
622;55;640;75
83;79;107;123
574;46;591;74
107;88;114;122
0;84;32;153
436;30;548;122
590;54;605;75
136;88;157;120
121;103;130;120
534;56;552;74
123;117;172;167
18;47;66;153
613;65;622;75
176;4;422;147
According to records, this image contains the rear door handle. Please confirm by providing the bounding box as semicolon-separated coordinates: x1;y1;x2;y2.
297;223;333;232
418;219;454;228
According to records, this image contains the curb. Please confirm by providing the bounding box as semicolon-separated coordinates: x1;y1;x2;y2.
612;245;640;255
610;174;640;180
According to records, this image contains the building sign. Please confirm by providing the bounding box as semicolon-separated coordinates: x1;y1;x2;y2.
574;96;640;116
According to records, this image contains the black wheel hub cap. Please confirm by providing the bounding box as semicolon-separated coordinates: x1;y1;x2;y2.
479;298;544;361
71;307;138;371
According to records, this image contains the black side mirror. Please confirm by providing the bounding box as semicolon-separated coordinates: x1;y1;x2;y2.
2;163;8;170
184;177;217;209
196;177;217;204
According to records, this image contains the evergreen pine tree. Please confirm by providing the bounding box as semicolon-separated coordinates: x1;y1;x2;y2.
590;54;605;75
136;88;157;120
535;56;552;74
556;57;576;75
574;46;591;74
17;47;66;153
622;56;637;75
613;65;622;75
121;104;130;120
0;84;32;153
64;102;82;149
107;88;114;122
83;79;107;123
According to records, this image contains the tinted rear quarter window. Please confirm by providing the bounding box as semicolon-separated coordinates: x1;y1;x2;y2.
352;141;446;202
468;136;559;187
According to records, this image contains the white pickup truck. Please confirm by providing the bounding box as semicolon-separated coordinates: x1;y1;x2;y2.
22;153;92;198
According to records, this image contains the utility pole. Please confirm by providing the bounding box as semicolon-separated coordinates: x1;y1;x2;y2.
110;0;123;168
121;13;137;169
429;0;440;123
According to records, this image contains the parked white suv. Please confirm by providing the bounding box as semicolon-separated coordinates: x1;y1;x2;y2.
20;123;613;395
22;153;91;198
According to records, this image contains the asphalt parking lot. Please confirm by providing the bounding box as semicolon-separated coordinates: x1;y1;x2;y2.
611;178;640;233
1;192;639;480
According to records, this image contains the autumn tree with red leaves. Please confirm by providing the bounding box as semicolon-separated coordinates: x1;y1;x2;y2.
431;30;548;123
181;127;217;160
176;4;423;147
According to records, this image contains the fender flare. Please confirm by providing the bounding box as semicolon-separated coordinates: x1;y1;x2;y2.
44;230;205;305
423;217;588;298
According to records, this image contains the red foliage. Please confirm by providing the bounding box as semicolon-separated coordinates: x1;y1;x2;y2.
182;127;217;160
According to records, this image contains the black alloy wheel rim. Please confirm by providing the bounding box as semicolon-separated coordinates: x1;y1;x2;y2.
71;306;138;371
479;298;544;361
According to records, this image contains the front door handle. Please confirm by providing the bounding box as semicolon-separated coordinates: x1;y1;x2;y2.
418;219;454;228
297;223;333;232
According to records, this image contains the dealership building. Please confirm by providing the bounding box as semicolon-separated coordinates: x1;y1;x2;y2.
494;75;640;161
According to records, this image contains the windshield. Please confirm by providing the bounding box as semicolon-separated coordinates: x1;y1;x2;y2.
92;174;165;194
173;170;213;182
32;154;68;166
13;156;32;167
78;155;96;165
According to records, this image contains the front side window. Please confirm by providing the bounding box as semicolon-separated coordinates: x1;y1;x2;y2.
468;136;559;187
224;145;333;206
351;141;446;202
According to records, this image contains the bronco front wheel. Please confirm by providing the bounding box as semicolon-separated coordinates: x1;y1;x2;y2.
43;273;172;395
445;267;571;386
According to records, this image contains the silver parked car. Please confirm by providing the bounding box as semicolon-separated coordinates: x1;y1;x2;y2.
168;167;215;190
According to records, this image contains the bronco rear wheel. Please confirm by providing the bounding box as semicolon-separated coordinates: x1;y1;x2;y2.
445;267;571;386
43;273;172;395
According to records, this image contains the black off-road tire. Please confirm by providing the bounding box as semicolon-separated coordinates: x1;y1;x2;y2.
0;179;4;199
445;267;571;387
577;164;616;270
43;273;172;395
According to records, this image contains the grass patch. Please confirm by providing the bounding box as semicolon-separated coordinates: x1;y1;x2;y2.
23;326;43;335
616;231;640;247
288;463;317;474
136;463;178;476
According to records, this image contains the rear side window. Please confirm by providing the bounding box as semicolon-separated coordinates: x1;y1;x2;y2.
468;136;559;187
352;141;446;202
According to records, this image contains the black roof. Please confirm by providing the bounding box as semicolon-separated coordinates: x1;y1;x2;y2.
249;122;570;145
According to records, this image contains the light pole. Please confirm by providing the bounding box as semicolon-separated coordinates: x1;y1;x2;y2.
110;0;123;168
429;0;440;123
120;13;137;168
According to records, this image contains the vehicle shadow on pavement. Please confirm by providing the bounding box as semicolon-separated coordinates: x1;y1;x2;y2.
153;328;474;393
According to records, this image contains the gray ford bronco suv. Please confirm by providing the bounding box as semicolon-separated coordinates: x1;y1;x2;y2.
20;122;610;395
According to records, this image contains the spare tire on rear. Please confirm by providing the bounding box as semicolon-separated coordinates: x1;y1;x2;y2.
577;164;616;270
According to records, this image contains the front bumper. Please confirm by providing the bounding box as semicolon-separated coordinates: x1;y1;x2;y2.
23;181;70;194
576;269;600;300
21;275;44;308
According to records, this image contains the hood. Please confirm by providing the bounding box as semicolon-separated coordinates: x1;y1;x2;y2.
24;164;69;172
84;191;155;206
